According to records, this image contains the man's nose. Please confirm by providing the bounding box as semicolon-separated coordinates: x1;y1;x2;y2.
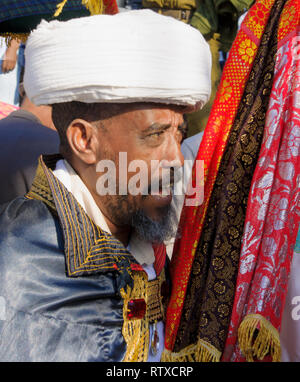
163;133;185;169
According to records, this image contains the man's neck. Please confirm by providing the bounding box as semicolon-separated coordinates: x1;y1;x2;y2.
88;191;132;247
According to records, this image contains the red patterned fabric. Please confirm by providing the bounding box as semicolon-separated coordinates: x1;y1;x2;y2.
164;0;277;351
222;3;300;360
165;0;300;360
103;0;119;14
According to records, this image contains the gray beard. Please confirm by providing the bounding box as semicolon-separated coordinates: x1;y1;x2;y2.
130;204;179;244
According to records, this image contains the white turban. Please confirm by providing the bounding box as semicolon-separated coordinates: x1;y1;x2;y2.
24;9;211;111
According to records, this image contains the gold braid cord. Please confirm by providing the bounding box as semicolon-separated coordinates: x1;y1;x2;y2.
120;270;166;362
54;0;104;16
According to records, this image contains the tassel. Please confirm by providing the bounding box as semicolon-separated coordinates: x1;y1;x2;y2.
161;338;221;362
82;0;104;14
119;273;150;362
54;0;104;17
238;314;281;362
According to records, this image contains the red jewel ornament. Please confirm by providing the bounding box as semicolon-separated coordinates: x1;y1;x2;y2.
127;298;146;319
130;263;144;272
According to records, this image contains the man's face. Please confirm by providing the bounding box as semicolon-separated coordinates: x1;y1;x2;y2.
91;104;185;243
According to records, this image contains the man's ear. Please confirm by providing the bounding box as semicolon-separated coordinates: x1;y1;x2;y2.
66;119;98;165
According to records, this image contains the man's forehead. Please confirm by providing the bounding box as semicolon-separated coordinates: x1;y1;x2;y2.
118;106;184;130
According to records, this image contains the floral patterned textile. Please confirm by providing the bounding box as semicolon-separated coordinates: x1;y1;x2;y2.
222;0;300;361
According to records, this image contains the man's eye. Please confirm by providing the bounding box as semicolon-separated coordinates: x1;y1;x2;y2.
149;131;163;138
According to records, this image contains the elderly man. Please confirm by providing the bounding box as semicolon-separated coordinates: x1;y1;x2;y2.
0;10;211;361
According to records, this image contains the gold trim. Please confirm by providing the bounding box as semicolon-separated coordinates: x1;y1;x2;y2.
238;314;281;362
54;0;104;16
147;278;165;323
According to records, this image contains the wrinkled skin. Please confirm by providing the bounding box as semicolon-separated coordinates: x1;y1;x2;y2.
66;103;186;246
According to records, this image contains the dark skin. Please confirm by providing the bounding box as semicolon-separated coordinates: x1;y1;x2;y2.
65;103;186;246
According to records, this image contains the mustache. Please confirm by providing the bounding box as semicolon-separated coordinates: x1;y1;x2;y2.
146;167;182;194
131;203;178;244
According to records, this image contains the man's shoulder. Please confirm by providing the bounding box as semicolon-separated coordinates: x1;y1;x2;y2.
0;115;59;167
0;196;57;238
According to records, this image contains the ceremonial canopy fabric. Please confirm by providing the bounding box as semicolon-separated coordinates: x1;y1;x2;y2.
0;0;118;41
163;0;300;362
223;1;300;361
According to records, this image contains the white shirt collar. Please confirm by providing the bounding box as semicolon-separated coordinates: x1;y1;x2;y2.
52;159;155;266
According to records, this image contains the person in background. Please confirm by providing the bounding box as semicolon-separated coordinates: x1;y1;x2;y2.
139;0;254;137
0;84;59;204
185;0;254;136
0;37;24;106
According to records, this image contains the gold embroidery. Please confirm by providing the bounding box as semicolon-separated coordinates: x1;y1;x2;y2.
26;154;168;361
147;278;165;323
161;338;221;362
120;270;166;362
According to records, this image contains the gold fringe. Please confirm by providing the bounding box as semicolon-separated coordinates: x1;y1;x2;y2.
161;338;221;362
238;314;281;362
54;0;104;17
